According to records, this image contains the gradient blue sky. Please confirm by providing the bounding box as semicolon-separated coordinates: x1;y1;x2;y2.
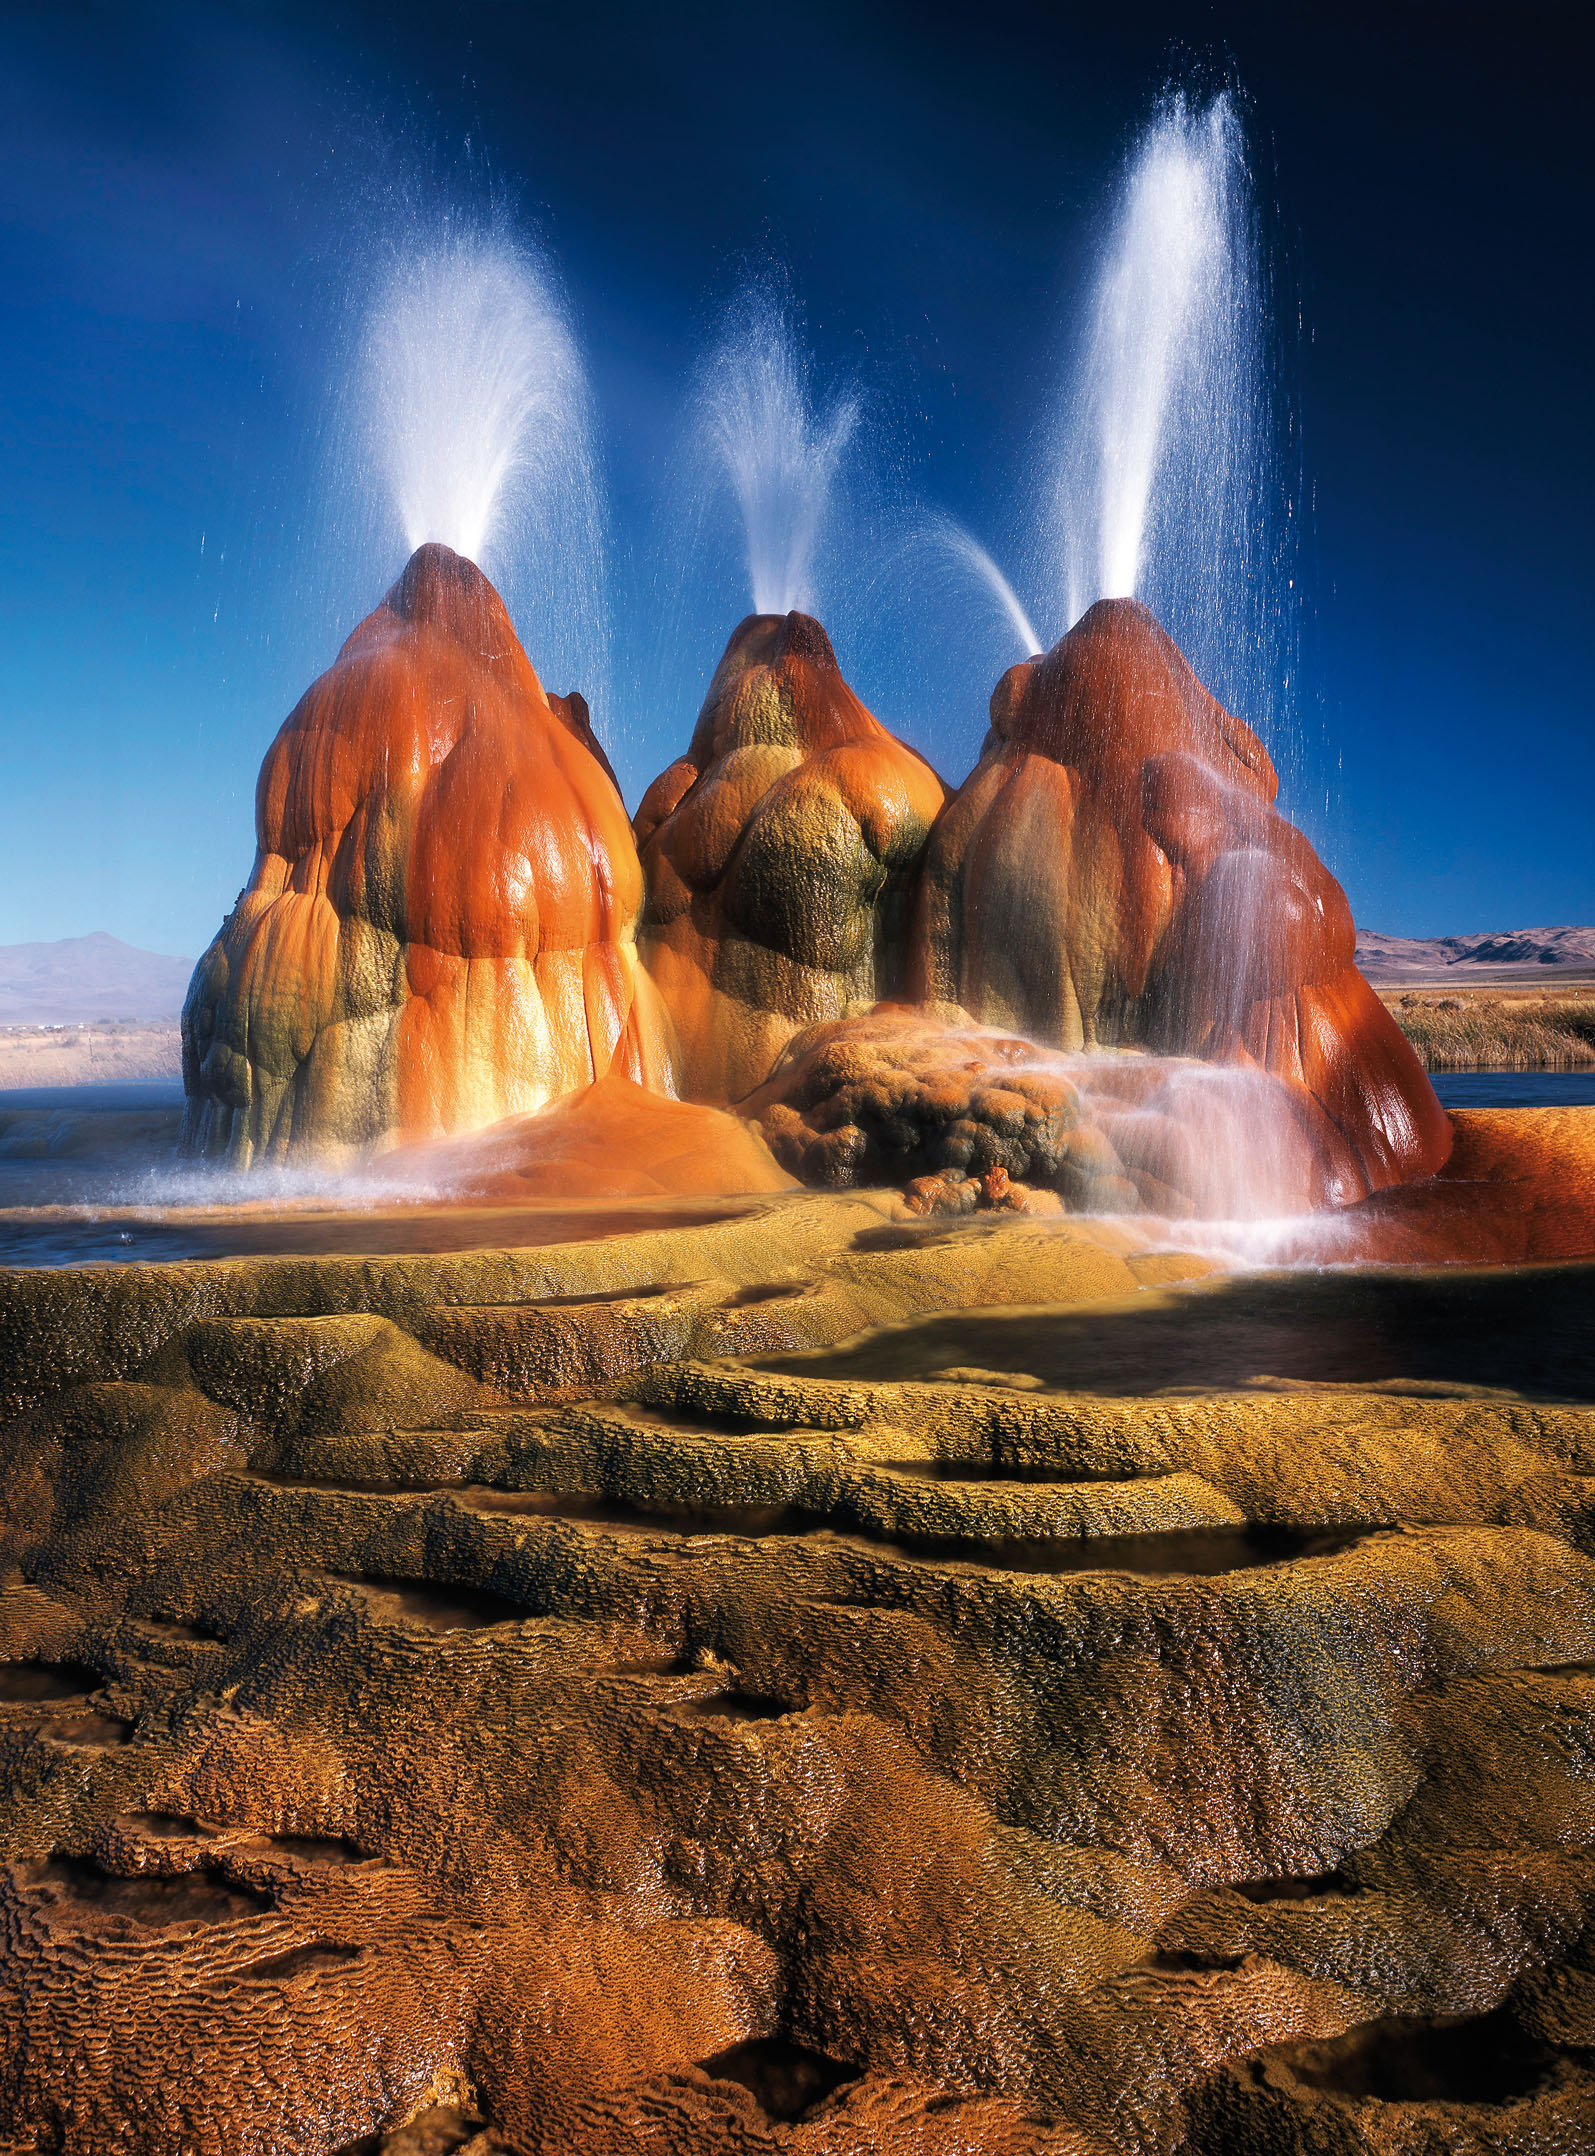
0;0;1589;960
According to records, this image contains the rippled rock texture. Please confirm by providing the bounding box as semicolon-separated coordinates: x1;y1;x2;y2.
634;612;947;1104
909;600;1451;1201
181;546;674;1168
2;1213;1593;2154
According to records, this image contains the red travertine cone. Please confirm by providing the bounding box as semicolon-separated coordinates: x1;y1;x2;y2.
183;543;674;1165
910;598;1451;1199
634;611;947;1103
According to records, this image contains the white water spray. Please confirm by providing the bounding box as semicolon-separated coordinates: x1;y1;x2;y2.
1053;90;1281;721
921;514;1043;659
363;232;594;566
347;220;608;717
1063;96;1231;612
699;282;857;617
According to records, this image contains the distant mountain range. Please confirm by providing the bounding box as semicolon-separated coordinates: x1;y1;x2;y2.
1356;926;1595;976
2;924;1590;1031
0;933;194;1025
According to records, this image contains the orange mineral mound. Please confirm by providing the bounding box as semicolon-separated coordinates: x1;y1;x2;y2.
371;1071;799;1203
910;598;1450;1199
1329;1105;1595;1264
635;611;947;1104
182;544;674;1166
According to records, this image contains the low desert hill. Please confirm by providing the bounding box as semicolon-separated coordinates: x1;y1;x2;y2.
1357;925;1595;978
0;932;193;1025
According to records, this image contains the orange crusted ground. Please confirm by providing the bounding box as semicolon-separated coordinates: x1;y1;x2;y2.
1331;1105;1595;1263
371;1072;800;1202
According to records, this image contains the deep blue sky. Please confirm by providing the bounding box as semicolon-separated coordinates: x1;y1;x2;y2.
0;0;1589;959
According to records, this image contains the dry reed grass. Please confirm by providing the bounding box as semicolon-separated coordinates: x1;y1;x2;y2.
0;1021;181;1089
1387;992;1595;1071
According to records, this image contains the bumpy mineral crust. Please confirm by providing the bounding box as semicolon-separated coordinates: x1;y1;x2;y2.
634;612;947;1105
2;1193;1594;2155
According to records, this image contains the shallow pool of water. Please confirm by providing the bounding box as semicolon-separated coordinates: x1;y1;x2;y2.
0;1081;184;1112
1431;1069;1595;1109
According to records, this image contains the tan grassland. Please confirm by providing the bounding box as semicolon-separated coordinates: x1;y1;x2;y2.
1384;985;1595;1070
0;1019;181;1089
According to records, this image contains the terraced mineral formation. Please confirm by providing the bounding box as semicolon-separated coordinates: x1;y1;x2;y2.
2;1202;1593;2154
910;600;1451;1201
181;544;674;1168
633;612;947;1104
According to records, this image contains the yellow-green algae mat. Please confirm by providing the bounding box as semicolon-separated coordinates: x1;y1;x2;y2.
0;1200;1592;2155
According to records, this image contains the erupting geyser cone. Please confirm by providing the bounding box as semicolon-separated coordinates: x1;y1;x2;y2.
183;544;673;1165
634;611;947;1103
910;598;1451;1200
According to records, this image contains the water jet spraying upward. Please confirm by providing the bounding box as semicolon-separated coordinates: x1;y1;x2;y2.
1054;90;1270;685
352;221;609;725
699;280;858;617
362;229;601;573
891;89;1444;1219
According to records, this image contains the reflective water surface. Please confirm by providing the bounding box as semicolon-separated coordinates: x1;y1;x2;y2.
1430;1069;1595;1109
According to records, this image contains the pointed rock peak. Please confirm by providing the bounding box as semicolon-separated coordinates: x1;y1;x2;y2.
381;542;517;660
1035;596;1199;702
709;609;840;684
688;609;874;764
1014;595;1276;801
778;610;839;669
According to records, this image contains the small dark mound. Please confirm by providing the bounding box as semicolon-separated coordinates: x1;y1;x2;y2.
780;611;839;668
698;2035;859;2121
0;1659;102;1702
23;1855;270;1929
1262;2004;1556;2104
241;1941;363;1982
746;1005;1077;1194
